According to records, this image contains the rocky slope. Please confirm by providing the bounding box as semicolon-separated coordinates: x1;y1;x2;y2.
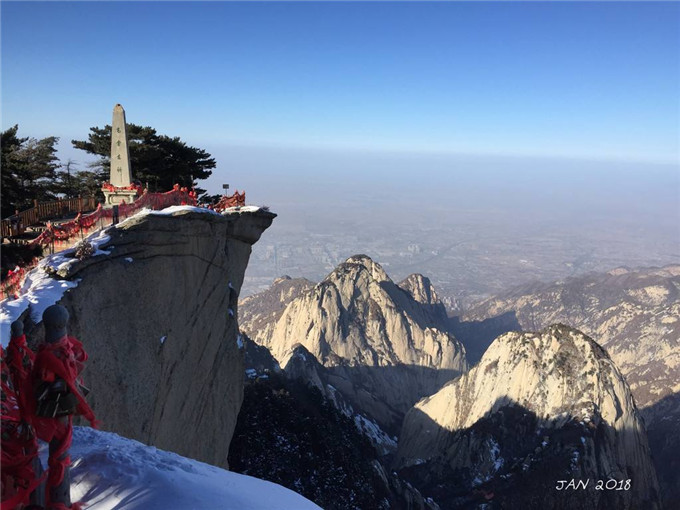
230;369;438;510
455;265;679;505
239;275;315;345
21;207;275;469
396;325;660;510
244;255;467;434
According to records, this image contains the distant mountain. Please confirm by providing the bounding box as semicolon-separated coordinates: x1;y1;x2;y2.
396;325;660;510
454;265;679;506
240;255;467;435
239;275;315;345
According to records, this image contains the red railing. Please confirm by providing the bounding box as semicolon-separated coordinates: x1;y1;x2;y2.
2;186;246;300
28;186;197;249
1;196;97;238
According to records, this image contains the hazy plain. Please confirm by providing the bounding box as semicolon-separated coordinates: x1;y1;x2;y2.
203;145;679;308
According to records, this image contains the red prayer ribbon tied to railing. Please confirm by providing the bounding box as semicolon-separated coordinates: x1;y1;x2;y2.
27;187;198;249
214;190;245;212
1;259;39;300
2;186;246;300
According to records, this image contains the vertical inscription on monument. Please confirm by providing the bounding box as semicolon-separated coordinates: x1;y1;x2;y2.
110;104;132;187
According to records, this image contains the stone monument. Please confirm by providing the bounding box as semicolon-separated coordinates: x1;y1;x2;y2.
102;104;138;207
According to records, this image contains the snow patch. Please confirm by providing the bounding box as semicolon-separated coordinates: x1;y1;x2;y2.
353;414;397;451
221;205;261;214
1;264;78;347
53;427;321;510
236;334;244;349
125;257;134;263
160;336;167;345
149;205;222;217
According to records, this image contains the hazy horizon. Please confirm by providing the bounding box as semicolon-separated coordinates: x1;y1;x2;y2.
2;1;678;302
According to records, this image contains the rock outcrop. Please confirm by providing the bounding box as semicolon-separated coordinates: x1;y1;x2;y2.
24;207;275;469
248;255;467;433
455;265;679;504
229;369;438;510
239;275;315;344
396;325;660;510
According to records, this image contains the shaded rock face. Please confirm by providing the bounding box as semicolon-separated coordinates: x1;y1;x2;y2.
283;344;398;454
396;325;660;510
229;372;438;510
456;265;679;504
249;255;467;434
29;209;274;469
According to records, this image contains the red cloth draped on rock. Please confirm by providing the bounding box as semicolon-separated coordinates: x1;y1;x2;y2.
30;336;97;435
1;346;41;510
6;334;35;415
30;336;98;509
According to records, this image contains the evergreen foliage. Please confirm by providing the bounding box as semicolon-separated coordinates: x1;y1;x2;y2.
1;125;60;216
72;124;215;192
228;374;392;510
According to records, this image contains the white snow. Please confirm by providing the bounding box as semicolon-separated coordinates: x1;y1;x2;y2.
353;414;397;450
485;438;504;478
149;205;222;217
221;206;261;214
125;257;134;263
237;334;244;349
245;368;258;379
228;308;235;317
88;229;112;256
160;336;167;345
0;226;118;346
47;427;321;510
1;263;79;347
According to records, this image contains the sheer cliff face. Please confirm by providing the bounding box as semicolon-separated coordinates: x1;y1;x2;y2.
249;255;467;433
396;325;660;510
35;208;274;469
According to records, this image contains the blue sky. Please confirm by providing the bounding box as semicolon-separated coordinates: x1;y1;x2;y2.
2;1;679;178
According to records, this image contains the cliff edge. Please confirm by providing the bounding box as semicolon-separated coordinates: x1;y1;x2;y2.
19;206;275;469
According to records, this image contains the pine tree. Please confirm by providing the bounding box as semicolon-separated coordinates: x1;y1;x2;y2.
72;124;215;192
1;125;60;217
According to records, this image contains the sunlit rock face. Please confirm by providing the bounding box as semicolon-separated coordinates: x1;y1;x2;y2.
396;325;660;510
248;255;467;433
239;275;315;346
458;265;680;504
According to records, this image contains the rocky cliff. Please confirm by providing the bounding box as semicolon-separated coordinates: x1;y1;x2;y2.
239;275;315;346
455;265;679;505
244;255;467;434
22;207;275;469
396;325;660;510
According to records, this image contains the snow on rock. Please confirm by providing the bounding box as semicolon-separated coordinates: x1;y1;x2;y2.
222;206;261;214
0;226;118;346
353;414;397;451
61;427;321;510
1;261;78;347
149;205;222;217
